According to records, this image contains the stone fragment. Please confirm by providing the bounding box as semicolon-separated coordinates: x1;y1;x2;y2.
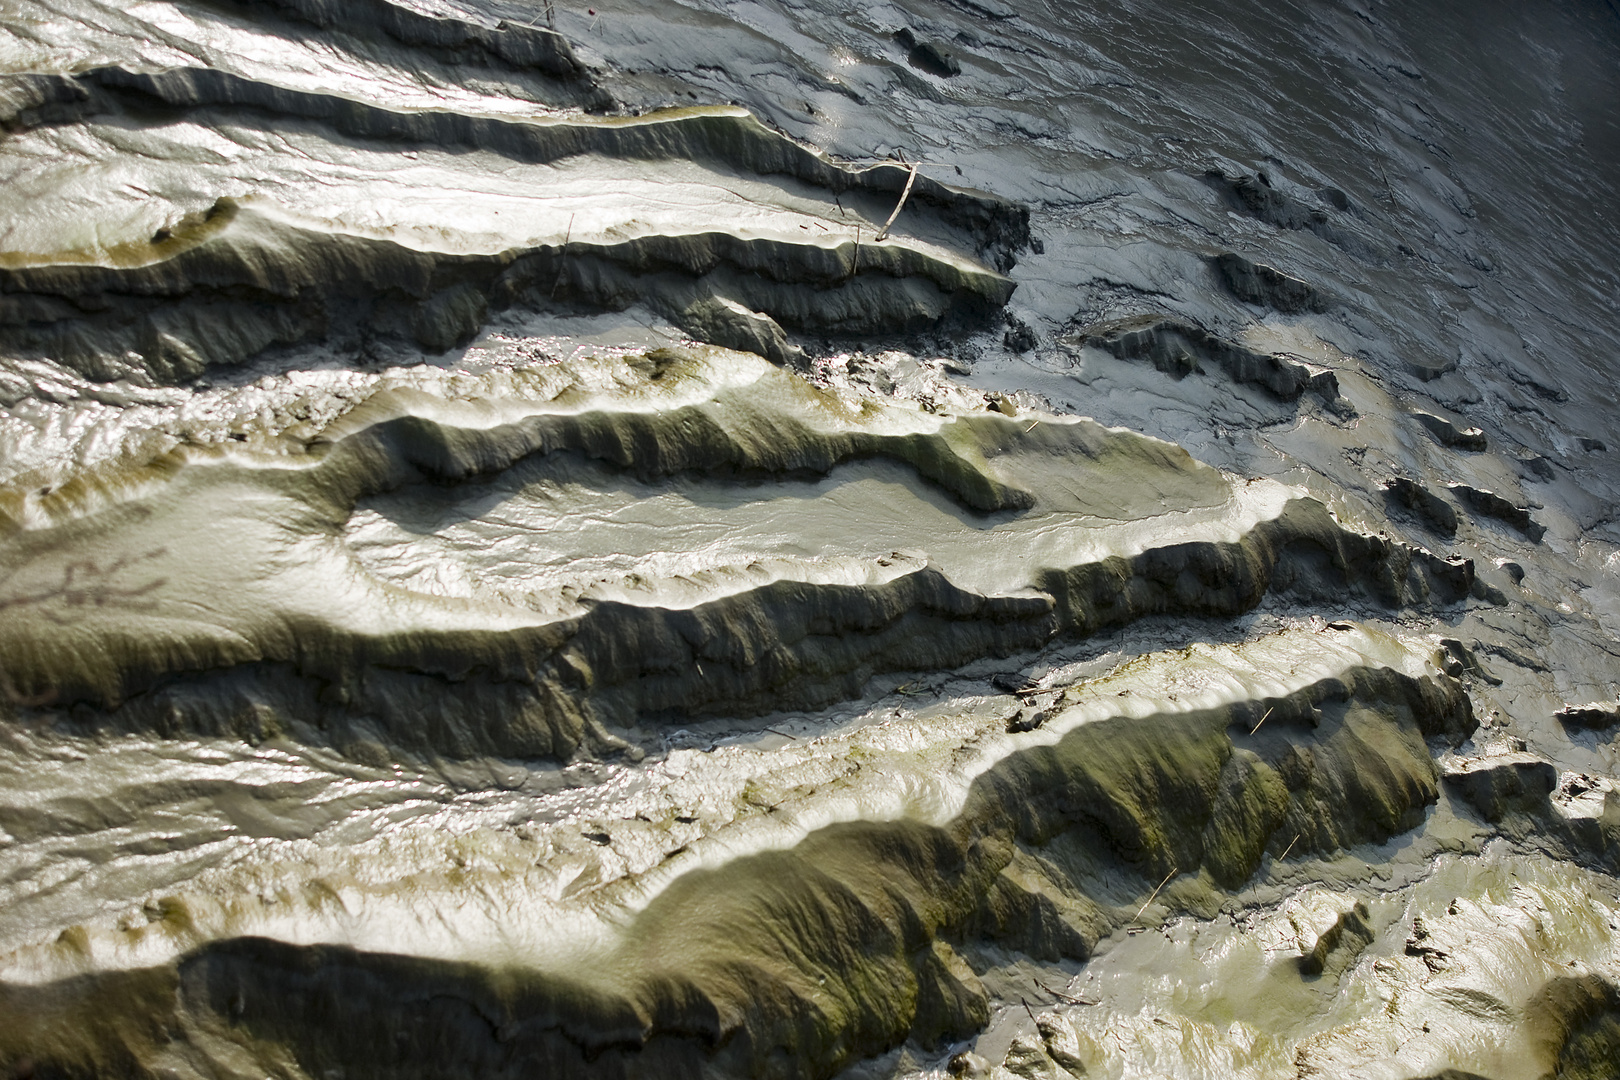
895;28;962;77
1081;315;1342;404
1037;1012;1098;1076
1003;1032;1061;1079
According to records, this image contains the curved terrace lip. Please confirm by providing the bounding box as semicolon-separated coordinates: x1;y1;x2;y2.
0;196;1003;278
0;622;1451;986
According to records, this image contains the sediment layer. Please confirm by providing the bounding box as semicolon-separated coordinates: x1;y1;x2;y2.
1077;314;1348;409
230;0;588;80
4;2;1618;1079
0;628;1474;1079
12;65;1025;252
0;193;1014;381
0;346;1472;759
0;56;1026;381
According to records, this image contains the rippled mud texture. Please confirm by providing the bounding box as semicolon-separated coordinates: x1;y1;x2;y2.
0;347;1478;760
0;45;1027;381
2;0;1620;1078
0;631;1476;1079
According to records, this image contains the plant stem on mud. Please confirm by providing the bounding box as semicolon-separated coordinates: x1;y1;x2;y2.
551;212;575;299
1130;867;1178;927
874;161;919;242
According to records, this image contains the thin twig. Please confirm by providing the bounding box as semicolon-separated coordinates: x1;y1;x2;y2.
849;224;861;278
874;162;920;242
550;213;575;299
1021;998;1038;1023
1249;706;1274;735
1037;980;1095;1006
1278;833;1301;862
765;726;798;740
630;312;677;343
526;1;555;29
1129;867;1178;926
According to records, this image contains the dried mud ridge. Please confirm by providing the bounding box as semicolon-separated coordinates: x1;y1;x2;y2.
4;0;1620;1078
0;349;1512;1078
235;0;591;82
1076;314;1351;413
0;347;1475;761
1;644;1486;1079
0;63;1026;382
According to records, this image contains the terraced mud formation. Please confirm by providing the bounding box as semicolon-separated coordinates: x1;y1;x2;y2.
1;1;1618;1078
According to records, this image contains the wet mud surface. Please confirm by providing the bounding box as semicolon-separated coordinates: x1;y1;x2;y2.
1;1;1619;1078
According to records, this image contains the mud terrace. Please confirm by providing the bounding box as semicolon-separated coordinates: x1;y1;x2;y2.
1;1;1618;1078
